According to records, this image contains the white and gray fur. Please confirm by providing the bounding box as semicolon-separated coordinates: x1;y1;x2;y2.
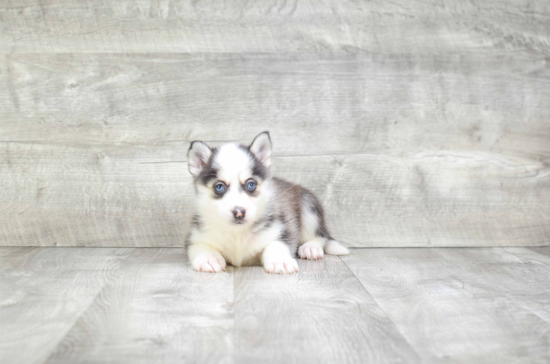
186;131;349;274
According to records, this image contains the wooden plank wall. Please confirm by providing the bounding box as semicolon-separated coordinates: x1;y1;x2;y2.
0;1;549;247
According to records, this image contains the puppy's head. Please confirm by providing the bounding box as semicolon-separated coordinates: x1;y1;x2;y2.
188;131;272;227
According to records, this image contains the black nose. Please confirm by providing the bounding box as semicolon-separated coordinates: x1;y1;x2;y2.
232;207;246;221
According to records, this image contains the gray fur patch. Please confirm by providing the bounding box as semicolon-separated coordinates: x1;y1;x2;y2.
279;229;291;244
265;177;304;257
252;213;276;230
301;188;332;240
197;147;220;185
191;215;202;231
237;144;269;181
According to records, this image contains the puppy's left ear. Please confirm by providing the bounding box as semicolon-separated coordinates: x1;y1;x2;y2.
249;131;272;169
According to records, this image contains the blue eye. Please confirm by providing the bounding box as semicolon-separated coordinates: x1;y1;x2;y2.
246;180;256;192
214;183;225;193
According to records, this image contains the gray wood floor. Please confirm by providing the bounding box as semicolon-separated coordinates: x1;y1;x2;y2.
1;247;549;364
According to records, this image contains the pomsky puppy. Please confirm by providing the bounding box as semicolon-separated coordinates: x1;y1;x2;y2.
186;131;349;274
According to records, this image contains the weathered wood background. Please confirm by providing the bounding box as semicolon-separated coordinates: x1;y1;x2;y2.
1;0;549;247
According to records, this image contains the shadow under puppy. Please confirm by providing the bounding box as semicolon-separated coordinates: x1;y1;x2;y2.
186;131;349;274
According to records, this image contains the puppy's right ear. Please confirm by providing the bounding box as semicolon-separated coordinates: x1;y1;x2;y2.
188;141;212;177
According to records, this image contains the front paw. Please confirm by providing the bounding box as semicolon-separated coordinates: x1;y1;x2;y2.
192;253;227;273
298;241;324;260
263;256;299;274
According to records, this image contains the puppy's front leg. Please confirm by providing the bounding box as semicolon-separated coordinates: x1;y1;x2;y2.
188;243;227;273
262;241;299;274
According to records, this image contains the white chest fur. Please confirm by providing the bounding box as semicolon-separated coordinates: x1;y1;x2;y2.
192;220;283;267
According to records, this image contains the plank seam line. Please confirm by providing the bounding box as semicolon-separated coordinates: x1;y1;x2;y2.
435;248;550;325
496;248;550;324
40;248;137;364
506;247;550;269
337;255;423;361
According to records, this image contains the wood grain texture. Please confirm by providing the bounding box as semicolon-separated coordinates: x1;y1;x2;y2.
0;149;548;247
2;53;550;157
1;53;549;247
1;0;549;54
233;256;419;364
45;248;234;364
2;247;550;363
445;248;550;323
342;248;550;363
527;247;550;261
0;247;133;364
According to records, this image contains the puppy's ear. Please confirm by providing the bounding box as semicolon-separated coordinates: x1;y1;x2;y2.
188;141;212;177
249;131;272;169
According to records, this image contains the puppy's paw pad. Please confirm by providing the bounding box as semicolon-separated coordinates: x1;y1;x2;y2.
192;254;226;273
298;243;324;260
264;257;299;274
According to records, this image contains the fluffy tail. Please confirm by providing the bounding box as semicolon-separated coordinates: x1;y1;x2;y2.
324;240;350;255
